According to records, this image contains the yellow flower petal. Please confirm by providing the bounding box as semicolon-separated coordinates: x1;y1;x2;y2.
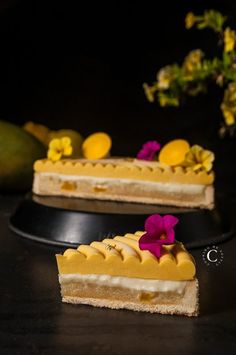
47;149;62;162
188;146;201;163
143;83;155;103
157;67;172;90
61;136;72;148
49;138;62;150
223;109;235;126
202;161;212;172
183;50;203;74
184;150;195;164
192;163;202;172
185;12;196;29
191;145;202;161
201;150;214;163
47;136;73;161
224;27;236;53
183;145;214;172
63;145;73;156
158;139;190;166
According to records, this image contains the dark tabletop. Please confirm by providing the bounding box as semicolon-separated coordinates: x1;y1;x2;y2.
0;187;236;355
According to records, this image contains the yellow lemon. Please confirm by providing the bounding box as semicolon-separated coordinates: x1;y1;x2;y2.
82;132;112;159
159;139;190;166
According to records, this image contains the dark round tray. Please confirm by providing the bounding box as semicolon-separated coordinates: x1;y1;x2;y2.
9;193;234;249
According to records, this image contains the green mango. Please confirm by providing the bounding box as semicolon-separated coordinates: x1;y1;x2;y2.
0;120;46;191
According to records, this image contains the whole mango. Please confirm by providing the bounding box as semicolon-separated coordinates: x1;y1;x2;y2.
0;120;46;191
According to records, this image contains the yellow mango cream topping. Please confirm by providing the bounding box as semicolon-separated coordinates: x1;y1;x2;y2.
56;232;196;281
34;158;214;185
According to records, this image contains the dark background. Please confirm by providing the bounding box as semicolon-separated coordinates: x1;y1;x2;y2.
1;0;236;156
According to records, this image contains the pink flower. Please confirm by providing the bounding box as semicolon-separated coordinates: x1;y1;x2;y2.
137;140;161;161
139;214;179;258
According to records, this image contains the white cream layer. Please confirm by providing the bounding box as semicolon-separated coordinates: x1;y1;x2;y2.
59;274;188;294
40;173;205;195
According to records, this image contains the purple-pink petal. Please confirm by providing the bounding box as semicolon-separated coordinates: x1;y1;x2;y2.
144;242;162;258
137;140;161;161
138;214;179;258
163;215;179;230
139;233;162;258
163;215;179;243
165;228;175;244
139;232;155;246
144;214;164;238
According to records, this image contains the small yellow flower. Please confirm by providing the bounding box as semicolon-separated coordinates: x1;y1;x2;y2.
184;145;214;173
185;12;196;29
221;83;236;126
159;94;168;107
143;83;156;102
222;109;235;126
224;27;236;53
47;137;73;162
157;67;172;90
183;49;203;74
226;82;236;101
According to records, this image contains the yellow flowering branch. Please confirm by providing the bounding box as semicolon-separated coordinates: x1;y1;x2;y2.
143;9;236;137
185;10;226;33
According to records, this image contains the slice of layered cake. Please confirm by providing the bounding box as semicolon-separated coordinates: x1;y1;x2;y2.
33;137;215;209
56;214;199;316
33;157;214;209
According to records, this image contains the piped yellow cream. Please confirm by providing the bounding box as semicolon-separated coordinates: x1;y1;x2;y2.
56;231;196;281
34;158;214;185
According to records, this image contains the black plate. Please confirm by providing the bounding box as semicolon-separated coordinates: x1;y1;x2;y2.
9;193;234;249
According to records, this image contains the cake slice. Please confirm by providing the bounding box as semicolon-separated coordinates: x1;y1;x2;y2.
56;215;199;316
33;157;214;209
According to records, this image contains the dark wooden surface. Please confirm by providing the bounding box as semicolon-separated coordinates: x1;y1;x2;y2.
0;188;236;354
